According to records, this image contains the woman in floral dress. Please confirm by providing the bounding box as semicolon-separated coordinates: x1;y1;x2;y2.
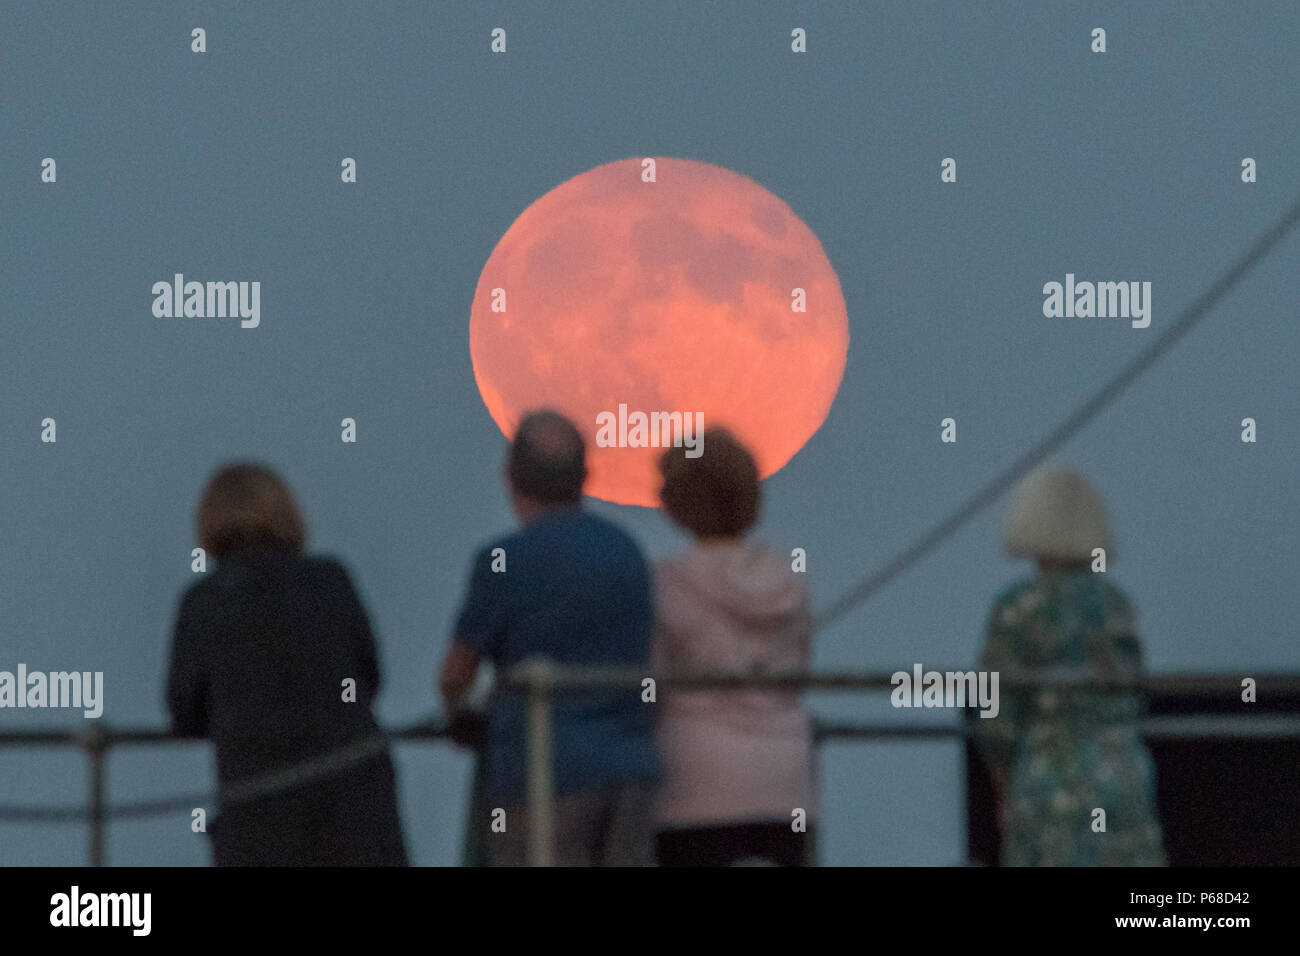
975;468;1166;866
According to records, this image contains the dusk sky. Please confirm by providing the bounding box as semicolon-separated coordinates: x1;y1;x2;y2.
2;1;1297;865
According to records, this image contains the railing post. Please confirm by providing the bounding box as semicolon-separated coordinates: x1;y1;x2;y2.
83;723;108;867
520;658;556;867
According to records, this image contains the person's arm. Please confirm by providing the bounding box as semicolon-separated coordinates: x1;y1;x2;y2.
166;591;208;737
1104;587;1144;681
439;545;504;717
440;642;480;712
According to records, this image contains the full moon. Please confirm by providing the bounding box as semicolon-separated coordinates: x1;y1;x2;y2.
470;156;849;507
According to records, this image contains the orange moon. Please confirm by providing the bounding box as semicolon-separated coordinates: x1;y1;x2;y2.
469;156;849;507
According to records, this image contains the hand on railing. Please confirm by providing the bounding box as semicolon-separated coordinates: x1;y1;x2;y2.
447;708;489;749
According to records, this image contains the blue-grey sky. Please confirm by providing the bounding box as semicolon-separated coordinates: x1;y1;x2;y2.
2;1;1297;866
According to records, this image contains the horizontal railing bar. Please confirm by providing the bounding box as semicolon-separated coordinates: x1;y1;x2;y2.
0;722;451;747
4;714;1299;752
0;667;1295;749
1139;714;1300;739
496;666;1297;697
816;714;1300;741
3;713;1299;825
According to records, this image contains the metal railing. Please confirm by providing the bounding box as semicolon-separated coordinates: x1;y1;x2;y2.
499;666;1300;865
3;669;1299;866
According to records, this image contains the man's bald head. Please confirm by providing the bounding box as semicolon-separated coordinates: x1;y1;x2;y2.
507;410;587;505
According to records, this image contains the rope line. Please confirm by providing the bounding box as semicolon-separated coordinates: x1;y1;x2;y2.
815;192;1300;631
0;732;425;823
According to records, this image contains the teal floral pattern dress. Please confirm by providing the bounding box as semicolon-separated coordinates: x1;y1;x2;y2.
976;570;1166;866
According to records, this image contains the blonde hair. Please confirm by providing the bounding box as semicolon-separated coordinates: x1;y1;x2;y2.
1002;467;1110;561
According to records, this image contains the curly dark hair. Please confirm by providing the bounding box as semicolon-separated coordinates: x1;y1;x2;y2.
658;427;759;537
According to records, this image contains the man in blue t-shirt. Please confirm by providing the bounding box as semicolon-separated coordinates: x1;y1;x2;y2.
439;409;659;866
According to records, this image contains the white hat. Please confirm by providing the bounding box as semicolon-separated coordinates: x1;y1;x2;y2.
1002;467;1111;561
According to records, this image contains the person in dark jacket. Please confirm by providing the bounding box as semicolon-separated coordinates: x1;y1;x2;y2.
167;463;408;866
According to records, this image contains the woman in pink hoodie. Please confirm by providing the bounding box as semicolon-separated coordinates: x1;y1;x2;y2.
652;429;817;866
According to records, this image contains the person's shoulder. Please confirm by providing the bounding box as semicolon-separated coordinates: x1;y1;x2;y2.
554;508;643;559
748;539;804;573
992;576;1038;608
985;575;1041;627
580;509;640;547
176;556;266;622
296;553;353;584
599;517;650;575
457;531;523;584
1098;576;1134;604
474;527;523;559
299;553;345;574
293;555;377;605
1099;578;1138;623
651;552;691;591
179;571;220;611
653;550;690;574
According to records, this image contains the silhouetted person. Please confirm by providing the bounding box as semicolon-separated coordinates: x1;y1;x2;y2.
975;467;1165;866
652;429;817;866
440;410;659;866
167;464;408;866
